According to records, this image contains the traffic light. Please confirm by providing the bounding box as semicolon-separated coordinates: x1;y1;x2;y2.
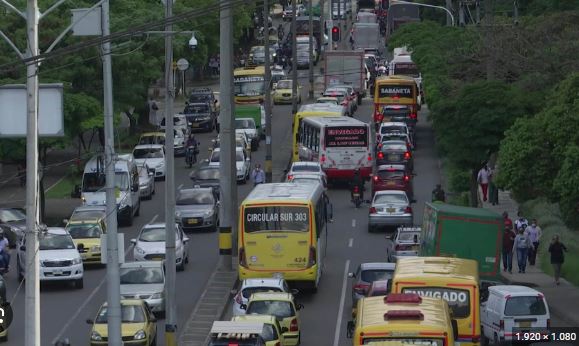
331;26;340;42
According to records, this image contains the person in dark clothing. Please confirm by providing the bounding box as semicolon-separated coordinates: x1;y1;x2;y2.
502;226;516;273
431;184;446;202
548;235;567;285
503;211;513;231
350;169;364;201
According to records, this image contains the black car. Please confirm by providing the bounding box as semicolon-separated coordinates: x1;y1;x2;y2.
183;102;215;132
381;105;417;128
189;166;221;197
376;140;414;171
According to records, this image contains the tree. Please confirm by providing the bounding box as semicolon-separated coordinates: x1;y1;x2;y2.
553;145;579;227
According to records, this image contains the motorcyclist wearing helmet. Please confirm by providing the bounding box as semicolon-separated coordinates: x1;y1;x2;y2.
350;169;365;201
432;184;446;202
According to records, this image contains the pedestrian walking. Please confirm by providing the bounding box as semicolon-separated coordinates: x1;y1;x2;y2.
503;211;513;231
548;235;567;285
0;231;10;272
513;225;533;273
525;219;542;265
477;164;492;202
252;164;265;186
514;210;529;232
148;97;159;127
489;177;499;205
502;222;516;273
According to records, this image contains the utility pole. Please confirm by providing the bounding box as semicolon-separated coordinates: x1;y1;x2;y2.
218;0;236;269
163;0;177;344
24;0;40;344
291;0;298;115
320;0;325;60
459;1;465;26
102;0;122;344
264;0;273;183
308;0;314;100
445;0;453;26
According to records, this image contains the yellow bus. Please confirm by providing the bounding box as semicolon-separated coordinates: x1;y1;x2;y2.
391;257;481;346
234;65;267;104
291;103;346;162
346;293;457;346
238;182;332;292
373;75;419;128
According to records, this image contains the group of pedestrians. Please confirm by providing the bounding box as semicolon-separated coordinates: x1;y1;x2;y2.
502;211;567;285
477;164;498;205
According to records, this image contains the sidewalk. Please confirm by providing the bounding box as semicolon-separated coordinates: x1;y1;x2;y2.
481;188;579;327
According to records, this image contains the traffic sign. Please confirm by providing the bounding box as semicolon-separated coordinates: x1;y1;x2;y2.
177;58;190;71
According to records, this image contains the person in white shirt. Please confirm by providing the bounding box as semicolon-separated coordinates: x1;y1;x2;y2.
525;219;542;265
477;164;492;202
514;210;529;232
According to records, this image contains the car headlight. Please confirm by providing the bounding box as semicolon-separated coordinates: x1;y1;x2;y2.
133;329;147;340
156;162;164;169
150;292;164;299
204;211;213;217
72;257;82;265
91;331;102;341
135;246;145;255
40;261;46;267
91;245;101;252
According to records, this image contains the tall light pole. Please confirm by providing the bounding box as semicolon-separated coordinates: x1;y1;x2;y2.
24;0;40;344
163;0;178;344
290;0;298;115
390;0;455;26
218;0;236;269
264;0;273;183
308;0;314;100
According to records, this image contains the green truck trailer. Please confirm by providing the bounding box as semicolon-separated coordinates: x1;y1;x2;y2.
235;104;265;139
420;202;503;282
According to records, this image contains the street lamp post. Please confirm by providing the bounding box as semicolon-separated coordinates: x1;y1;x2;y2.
390;0;455;26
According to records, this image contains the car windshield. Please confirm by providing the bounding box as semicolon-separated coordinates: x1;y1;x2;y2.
398;232;420;243
317;99;337;104
373;194;408;204
120;267;164;285
292;165;320;173
382;140;407;147
210;151;220;163
194;168;220;180
236;151;245;161
361;269;394;283
133;148;163;159
95;304;146;323
160;116;182;126
323;92;345;102
82;172;129;192
504;296;547;316
67;224;102;239
242;286;284;299
176;190;214;205
0;209;25;222
236;119;256;129
277;80;292;89
189;94;211;103
377;170;405;180
381;126;407;134
138;227;172;242
246;300;295;319
139;135;164;145
184;104;210;114
39;233;75;250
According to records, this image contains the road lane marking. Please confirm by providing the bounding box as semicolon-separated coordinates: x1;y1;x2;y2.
348;238;353;247
352;219;356;227
149;214;158;224
52;242;135;344
178;183;183;190
333;259;350;346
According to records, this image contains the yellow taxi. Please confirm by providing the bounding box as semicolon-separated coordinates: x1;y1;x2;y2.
87;299;157;346
243;292;302;346
273;79;302;105
232;314;288;346
138;132;165;145
65;207;107;264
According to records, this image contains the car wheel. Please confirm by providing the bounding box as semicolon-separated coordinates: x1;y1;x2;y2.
17;258;24;281
135;204;140;217
152;183;156;195
74;278;84;289
177;262;185;272
368;225;374;233
126;209;134;227
151;335;157;346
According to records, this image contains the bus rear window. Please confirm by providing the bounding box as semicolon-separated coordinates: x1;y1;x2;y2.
244;206;309;233
324;126;368;148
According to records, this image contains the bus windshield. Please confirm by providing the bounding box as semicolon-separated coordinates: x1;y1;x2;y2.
234;76;265;96
244;206;310;233
82;172;129;192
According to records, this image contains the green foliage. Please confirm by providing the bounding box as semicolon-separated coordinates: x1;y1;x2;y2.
553;145;579;227
519;0;579;15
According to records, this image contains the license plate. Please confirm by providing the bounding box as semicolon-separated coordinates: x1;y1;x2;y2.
386;181;396;186
53;269;63;275
192;123;199;127
388;154;399;161
387;207;395;213
353;193;360;198
412;245;419;250
188;219;198;224
152;256;164;261
519;321;532;328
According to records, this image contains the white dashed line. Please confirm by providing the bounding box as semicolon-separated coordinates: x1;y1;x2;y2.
351;219;356;227
348;238;353;247
177;183;183;190
149;214;158;224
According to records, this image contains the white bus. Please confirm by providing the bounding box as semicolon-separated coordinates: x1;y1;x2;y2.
297;116;372;180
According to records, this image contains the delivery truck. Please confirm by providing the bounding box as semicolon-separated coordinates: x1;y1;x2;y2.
235;104;265;139
420;202;503;283
324;50;368;101
352;22;381;55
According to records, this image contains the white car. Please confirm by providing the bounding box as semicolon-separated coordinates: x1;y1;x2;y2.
232;277;293;316
286;172;328;191
16;227;84;288
235;118;259;151
120;261;166;314
131;223;190;271
137;163;155;200
208;148;251;184
286;161;327;181
160;114;189;137
132;144;166;180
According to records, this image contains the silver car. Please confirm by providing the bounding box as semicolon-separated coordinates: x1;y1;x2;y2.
368;190;414;232
137;163;155;200
286;173;328;191
386;226;421;262
120;261;165;315
348;262;396;306
175;188;219;232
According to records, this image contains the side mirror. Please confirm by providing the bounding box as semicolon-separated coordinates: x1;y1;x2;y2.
77;243;85;251
20;245;26;251
62;218;69;225
130;239;136;245
86;319;94;324
347;272;355;278
230;288;238;295
240;304;247;310
296;303;304;310
290;288;300;296
183;237;190;243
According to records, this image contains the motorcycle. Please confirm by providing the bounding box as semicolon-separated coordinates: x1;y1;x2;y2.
352;185;362;208
185;145;198;168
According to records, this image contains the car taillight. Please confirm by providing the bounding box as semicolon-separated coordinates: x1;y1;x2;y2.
404;175;410;182
290;318;299;332
373;175;379;182
499;319;504;330
307;246;316;267
374;110;382;122
410;113;417;119
353;283;369;295
369;207;377;214
239;247;247;268
234;292;243;304
320;154;326;163
367;154;372;161
377;113;384;122
287;174;293;180
404;206;412;213
377;152;384;159
404;151;411;160
353;186;359;193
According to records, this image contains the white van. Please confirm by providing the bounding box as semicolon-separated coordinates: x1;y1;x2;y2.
481;285;551;344
81;154;141;226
